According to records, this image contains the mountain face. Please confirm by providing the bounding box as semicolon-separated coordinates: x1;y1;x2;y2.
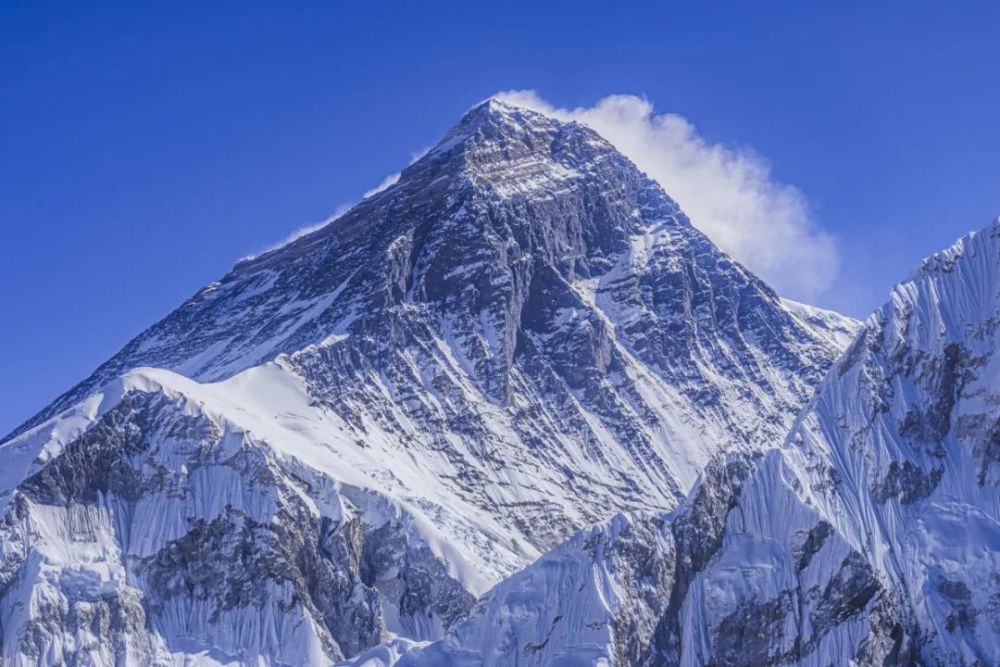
353;222;1000;666
0;99;862;666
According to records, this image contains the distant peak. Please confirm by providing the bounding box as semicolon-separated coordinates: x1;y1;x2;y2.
453;96;549;132
468;96;520;113
464;95;549;119
426;96;595;163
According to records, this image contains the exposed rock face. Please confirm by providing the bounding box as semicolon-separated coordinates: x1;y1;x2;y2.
349;221;1000;666
0;100;859;665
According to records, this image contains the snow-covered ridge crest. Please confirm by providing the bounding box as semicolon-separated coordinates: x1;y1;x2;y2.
0;363;492;664
2;361;502;587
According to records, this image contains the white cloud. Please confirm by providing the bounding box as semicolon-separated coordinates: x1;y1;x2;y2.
251;146;434;261
362;146;431;199
497;90;839;301
243;203;354;261
363;172;401;199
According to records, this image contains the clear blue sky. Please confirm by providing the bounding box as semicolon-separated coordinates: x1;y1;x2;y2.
2;1;999;436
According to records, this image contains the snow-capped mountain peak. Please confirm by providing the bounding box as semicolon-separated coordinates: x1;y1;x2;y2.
0;100;860;666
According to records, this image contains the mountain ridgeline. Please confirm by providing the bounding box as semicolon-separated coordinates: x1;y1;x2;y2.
4;99;995;666
351;219;1000;666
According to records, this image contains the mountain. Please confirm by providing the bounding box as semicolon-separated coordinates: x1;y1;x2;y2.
353;221;1000;666
0;99;859;665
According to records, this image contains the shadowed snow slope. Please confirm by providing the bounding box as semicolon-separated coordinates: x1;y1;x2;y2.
345;221;1000;666
0;99;858;665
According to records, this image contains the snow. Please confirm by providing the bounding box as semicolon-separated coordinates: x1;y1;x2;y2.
0;95;879;667
780;297;862;351
337;221;1000;666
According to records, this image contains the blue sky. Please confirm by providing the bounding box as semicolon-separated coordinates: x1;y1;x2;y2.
2;1;999;436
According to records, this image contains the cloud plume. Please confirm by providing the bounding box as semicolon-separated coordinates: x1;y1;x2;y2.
497;90;839;301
